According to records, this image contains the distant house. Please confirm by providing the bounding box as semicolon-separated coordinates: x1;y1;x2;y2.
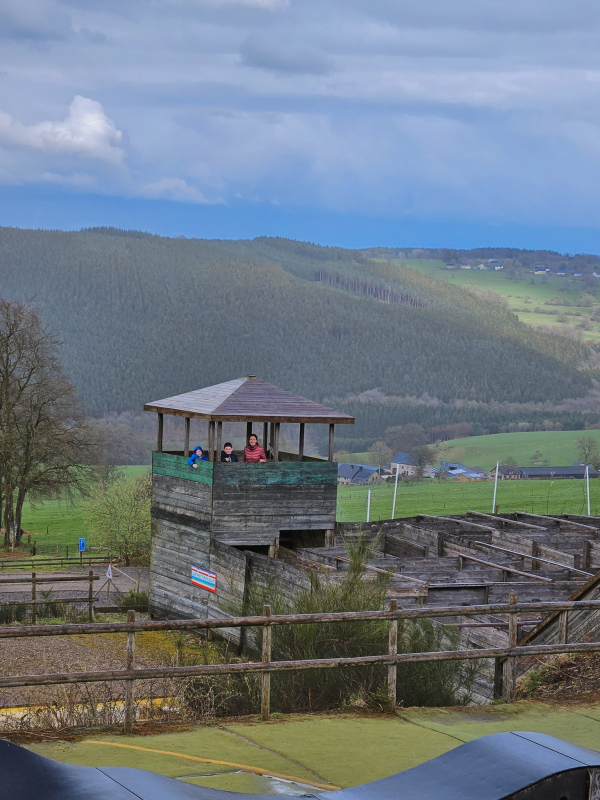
494;265;504;271
476;263;487;270
389;452;434;479
489;465;523;480
520;466;600;480
337;463;385;486
439;461;488;481
554;271;566;276
487;259;499;263
460;264;471;270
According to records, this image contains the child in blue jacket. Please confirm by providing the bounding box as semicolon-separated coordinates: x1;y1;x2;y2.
188;446;208;468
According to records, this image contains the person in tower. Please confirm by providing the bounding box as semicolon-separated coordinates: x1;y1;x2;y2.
188;446;208;468
243;434;267;463
221;442;239;462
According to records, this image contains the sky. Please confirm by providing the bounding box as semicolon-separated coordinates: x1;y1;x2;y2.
2;0;600;250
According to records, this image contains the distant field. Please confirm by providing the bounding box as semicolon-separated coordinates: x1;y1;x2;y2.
381;258;600;341
18;466;149;558
435;429;600;471
337;478;599;522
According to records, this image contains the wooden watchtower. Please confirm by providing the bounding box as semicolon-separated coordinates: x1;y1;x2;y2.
144;376;354;620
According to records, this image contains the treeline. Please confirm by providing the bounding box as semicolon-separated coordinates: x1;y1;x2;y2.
0;228;594;433
315;270;427;307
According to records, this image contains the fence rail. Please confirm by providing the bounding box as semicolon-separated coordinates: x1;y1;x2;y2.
0;555;114;570
1;597;599;732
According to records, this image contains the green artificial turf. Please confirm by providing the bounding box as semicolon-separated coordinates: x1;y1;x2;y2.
26;704;600;793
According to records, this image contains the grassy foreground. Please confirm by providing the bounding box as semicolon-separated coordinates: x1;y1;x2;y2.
337;478;597;522
25;703;600;793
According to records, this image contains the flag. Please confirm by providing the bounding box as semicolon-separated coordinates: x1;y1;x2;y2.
106;563;112;579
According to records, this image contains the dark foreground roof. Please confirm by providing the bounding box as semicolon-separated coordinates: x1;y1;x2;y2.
4;732;600;800
145;376;355;424
521;466;600;478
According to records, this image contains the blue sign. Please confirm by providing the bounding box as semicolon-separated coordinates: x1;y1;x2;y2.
78;537;86;552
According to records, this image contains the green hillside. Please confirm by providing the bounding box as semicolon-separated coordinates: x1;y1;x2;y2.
435;429;600;471
0;228;597;446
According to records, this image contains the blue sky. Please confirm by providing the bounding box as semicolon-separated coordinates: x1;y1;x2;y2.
2;0;600;251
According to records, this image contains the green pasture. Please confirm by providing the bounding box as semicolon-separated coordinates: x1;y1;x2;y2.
380;258;600;341
435;429;600;472
26;703;600;793
16;466;149;558
336;477;598;523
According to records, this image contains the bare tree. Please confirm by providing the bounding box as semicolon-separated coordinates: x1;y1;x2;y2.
413;445;434;479
0;299;98;548
577;436;600;468
367;441;393;467
384;423;427;454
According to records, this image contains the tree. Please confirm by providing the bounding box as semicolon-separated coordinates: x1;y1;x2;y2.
367;441;393;467
84;474;151;566
0;299;98;548
384;424;427;454
413;445;434;479
577;436;600;468
504;457;518;467
531;450;544;464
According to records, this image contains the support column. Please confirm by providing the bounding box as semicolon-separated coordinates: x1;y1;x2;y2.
184;417;190;458
216;421;223;459
328;424;335;462
269;423;275;459
298;423;305;462
157;413;163;453
263;422;268;453
208;421;215;462
246;421;253;442
273;423;280;462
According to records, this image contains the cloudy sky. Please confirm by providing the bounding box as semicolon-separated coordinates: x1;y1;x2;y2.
2;0;600;248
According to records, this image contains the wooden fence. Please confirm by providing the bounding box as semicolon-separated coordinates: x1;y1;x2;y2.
2;596;600;733
0;572;98;622
0;555;115;570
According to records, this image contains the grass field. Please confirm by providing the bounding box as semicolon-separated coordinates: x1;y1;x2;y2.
337;477;598;522
17;466;149;558
25;703;600;792
380;258;600;342
435;429;600;471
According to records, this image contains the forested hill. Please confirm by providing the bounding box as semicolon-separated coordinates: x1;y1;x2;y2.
0;227;594;438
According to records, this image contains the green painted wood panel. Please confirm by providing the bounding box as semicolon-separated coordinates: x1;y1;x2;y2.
213;461;338;486
152;452;214;485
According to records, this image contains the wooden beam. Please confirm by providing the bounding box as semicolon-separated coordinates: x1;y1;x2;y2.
472;540;593;576
328;424;335;462
273;423;280;462
298;423;305;462
246;421;253;442
216;421;223;460
467;510;546;530
184;417;190;459
157;413;163;453
208;421;215;462
263;422;268;455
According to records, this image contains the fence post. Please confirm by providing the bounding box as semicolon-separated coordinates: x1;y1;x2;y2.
388;599;398;710
31;572;36;625
88;570;94;622
261;604;272;722
558;610;568;644
503;593;518;702
124;609;136;734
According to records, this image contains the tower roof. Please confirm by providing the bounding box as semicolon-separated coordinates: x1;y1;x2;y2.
144;377;355;424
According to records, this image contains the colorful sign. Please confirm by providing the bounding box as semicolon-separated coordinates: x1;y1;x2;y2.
78;537;86;552
191;565;217;593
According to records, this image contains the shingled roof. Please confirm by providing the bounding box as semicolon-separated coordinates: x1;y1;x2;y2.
144;376;355;424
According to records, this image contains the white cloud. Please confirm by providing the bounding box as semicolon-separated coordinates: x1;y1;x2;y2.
140;177;219;203
0;96;124;164
40;171;96;186
170;0;288;9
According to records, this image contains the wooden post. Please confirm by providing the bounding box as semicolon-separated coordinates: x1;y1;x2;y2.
216;422;223;460
328;424;335;462
503;593;518;702
261;604;272;721
263;423;268;454
269;423;275;459
184;417;190;458
208;421;215;462
531;542;539;571
388;599;398;710
273;423;280;462
246;422;253;442
585;540;592;571
88;570;94;622
157;413;163;453
31;572;36;625
298;423;305;462
124;609;136;734
558;610;568;644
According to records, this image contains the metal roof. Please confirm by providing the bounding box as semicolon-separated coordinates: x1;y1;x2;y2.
144;376;355;424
